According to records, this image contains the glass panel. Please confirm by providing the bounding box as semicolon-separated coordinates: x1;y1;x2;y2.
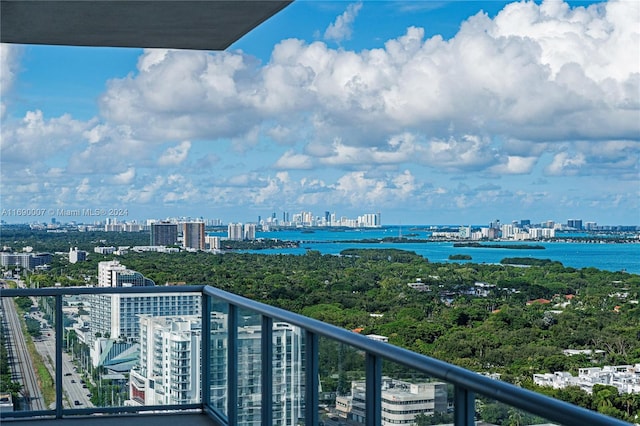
209;298;229;414
380;357;454;426
61;294;93;409
237;308;262;425
79;291;202;409
478;395;560;425
319;337;366;424
1;293;55;412
271;321;305;425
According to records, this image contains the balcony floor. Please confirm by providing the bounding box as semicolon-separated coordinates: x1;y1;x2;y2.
2;413;217;426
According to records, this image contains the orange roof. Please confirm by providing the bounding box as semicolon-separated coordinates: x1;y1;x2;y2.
352;328;364;333
565;294;575;300
526;298;551;305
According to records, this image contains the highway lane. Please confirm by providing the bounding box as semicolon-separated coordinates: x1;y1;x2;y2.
33;331;94;408
1;295;46;411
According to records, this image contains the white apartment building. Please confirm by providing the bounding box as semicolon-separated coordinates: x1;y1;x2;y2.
98;260;154;287
90;261;199;363
336;378;448;425
205;235;221;250
244;223;256;240
357;213;381;228
212;314;305;425
458;226;471;239
129;315;202;405
501;224;515;239
88;292;201;353
228;222;244;241
129;313;305;425
533;364;640;394
69;247;87;263
94;246;116;255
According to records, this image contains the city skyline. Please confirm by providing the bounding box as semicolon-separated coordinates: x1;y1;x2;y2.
1;1;638;225
2;209;634;228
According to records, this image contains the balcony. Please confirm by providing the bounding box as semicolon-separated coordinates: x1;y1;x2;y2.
0;285;628;426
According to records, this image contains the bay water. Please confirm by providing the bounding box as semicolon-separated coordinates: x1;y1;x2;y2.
208;226;640;274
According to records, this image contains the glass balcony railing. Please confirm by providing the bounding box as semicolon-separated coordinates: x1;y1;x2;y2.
0;285;629;425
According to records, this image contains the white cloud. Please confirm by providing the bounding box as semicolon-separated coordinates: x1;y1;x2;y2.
489;156;538;175
0;44;22;118
76;177;91;195
0;110;94;164
112;167;136;185
545;152;587;176
274;150;314;170
67;135;149;174
94;0;638;179
121;176;165;204
324;2;363;43
158;141;191;166
1;1;638;224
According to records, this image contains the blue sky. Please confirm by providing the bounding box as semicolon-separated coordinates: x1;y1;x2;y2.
1;0;639;226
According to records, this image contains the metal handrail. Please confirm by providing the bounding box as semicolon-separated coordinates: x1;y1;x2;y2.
1;285;630;426
201;285;630;426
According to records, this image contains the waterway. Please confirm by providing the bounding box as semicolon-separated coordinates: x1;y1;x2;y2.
207;226;640;274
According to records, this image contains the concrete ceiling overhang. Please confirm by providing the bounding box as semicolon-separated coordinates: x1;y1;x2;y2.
0;0;292;50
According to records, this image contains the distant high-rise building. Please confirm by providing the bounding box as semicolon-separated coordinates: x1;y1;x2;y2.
501;224;515;239
98;260;154;288
488;227;500;239
205;235;221;250
520;219;531;228
228;223;243;241
0;252;51;270
150;222;178;246
244;223;256;240
567;219;583;230
183;222;205;250
69;247;87;264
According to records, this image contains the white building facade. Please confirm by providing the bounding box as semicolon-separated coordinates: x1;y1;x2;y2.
88;292;201;352
129;315;202;405
336;378;447;425
128;313;305;424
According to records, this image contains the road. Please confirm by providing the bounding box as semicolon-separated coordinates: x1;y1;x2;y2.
33;332;94;408
1;295;46;411
2;278;93;410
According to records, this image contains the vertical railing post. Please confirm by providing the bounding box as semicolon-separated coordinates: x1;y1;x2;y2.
305;331;319;426
365;353;382;426
261;316;273;426
201;292;211;409
227;304;238;425
55;293;63;418
454;385;475;426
